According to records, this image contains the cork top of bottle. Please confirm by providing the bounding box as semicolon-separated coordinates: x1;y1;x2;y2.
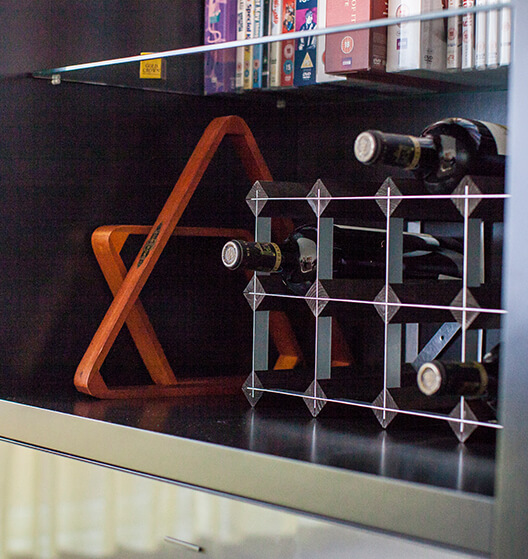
354;131;380;165
222;241;242;270
417;362;443;396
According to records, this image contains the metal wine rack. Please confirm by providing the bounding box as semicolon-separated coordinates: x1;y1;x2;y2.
241;176;507;442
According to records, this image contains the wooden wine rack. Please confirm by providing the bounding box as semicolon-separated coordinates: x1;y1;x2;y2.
242;175;507;442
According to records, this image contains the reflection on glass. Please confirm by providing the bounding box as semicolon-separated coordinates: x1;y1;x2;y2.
0;440;300;558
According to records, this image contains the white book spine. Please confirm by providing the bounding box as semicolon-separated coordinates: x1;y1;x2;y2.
486;0;499;68
447;0;462;70
475;0;487;70
421;0;446;71
499;0;511;66
387;0;421;72
462;0;475;70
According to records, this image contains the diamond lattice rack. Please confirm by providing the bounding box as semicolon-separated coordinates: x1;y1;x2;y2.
241;177;508;442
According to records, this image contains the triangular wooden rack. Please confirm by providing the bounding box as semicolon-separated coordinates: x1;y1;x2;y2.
75;115;351;399
75;115;309;398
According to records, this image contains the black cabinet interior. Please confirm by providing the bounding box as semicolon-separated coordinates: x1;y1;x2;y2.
0;76;507;397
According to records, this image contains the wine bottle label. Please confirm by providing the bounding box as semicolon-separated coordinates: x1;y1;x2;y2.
268;243;282;272
250;242;282;272
297;237;317;273
405;136;422;170
386;139;418;169
480;120;508;155
452;361;488;398
471;362;489;397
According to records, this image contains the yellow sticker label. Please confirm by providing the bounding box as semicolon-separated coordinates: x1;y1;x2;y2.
301;53;314;69
139;53;167;80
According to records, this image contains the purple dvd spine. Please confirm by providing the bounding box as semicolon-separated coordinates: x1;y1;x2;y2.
204;0;237;93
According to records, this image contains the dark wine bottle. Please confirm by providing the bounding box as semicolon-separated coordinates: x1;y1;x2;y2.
417;344;499;404
221;224;464;295
354;118;507;194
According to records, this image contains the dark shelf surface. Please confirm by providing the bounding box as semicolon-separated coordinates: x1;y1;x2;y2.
1;384;496;498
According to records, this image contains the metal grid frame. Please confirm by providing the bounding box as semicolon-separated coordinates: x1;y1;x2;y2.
243;179;508;443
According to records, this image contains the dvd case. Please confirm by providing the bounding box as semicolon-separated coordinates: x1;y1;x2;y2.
325;0;388;75
204;0;237;93
294;0;318;86
387;0;446;72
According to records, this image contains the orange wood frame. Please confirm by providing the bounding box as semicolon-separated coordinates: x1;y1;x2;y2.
75;115;351;399
75;116;306;398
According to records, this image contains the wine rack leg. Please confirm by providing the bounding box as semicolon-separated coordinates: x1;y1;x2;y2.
315;317;332;381
243;309;269;407
305;216;333;416
464;330;482;361
252;218;271;387
314;217;333;383
254;216;271;242
385;324;403;389
466;219;484;287
317;218;334;279
387;218;404;284
253;311;270;373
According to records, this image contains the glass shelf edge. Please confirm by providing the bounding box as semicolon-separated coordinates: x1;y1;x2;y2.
32;3;512;77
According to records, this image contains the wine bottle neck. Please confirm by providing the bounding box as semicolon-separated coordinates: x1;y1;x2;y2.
354;130;437;170
417;360;495;398
222;240;283;272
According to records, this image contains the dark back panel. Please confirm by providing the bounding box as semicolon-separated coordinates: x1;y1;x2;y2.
0;0;203;75
0;77;297;394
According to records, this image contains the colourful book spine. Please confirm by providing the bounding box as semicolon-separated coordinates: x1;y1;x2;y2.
269;0;283;87
262;0;271;87
280;0;296;86
204;0;237;94
294;0;318;86
243;0;255;89
252;0;265;88
236;0;246;89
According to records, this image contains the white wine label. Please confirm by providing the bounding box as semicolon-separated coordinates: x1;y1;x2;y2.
481;121;508;155
297;238;317;274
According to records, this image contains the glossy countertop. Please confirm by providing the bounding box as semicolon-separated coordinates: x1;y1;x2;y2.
0;387;496;554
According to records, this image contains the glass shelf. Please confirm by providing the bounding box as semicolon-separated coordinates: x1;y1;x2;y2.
31;4;511;101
